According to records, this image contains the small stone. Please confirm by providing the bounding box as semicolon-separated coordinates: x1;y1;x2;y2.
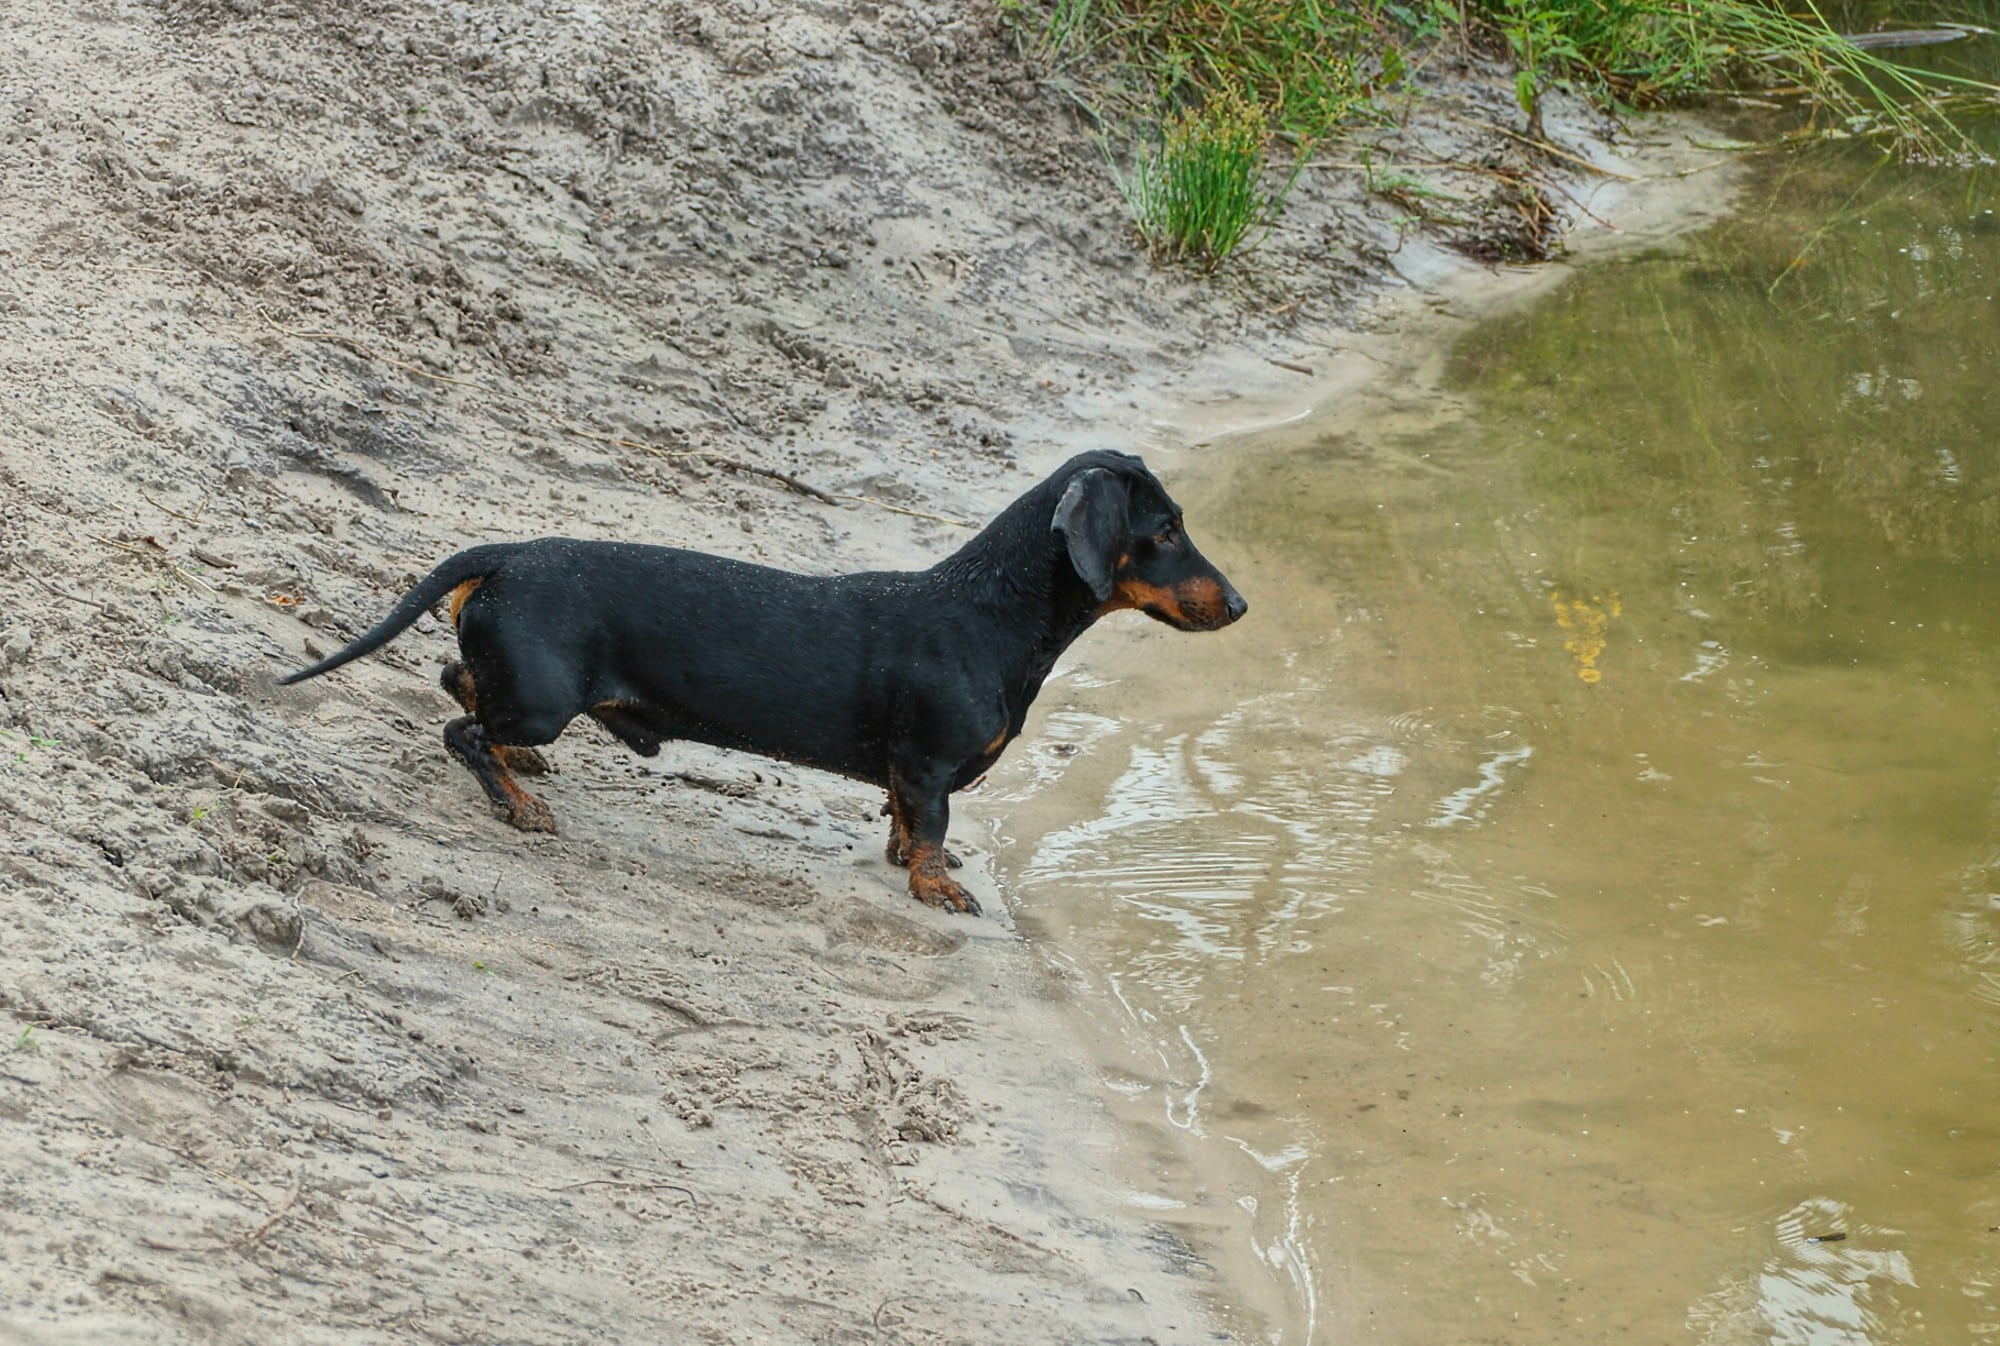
0;627;31;667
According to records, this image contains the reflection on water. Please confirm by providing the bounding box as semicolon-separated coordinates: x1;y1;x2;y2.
1689;1198;1917;1346
988;137;2000;1343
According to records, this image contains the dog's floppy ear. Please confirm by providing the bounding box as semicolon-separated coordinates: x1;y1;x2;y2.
1051;467;1126;601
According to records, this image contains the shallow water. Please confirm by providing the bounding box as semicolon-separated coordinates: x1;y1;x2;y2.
989;143;2000;1342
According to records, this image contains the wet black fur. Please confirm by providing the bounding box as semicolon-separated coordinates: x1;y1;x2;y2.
280;450;1246;913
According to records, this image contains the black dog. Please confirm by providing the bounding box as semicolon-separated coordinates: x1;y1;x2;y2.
281;450;1245;914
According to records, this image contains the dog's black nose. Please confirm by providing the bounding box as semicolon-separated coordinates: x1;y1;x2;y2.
1225;589;1248;623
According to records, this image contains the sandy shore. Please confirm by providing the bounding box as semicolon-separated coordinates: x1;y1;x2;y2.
0;3;1727;1341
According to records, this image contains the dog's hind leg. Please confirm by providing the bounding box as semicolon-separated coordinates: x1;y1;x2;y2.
444;715;557;833
588;702;667;757
441;661;550;776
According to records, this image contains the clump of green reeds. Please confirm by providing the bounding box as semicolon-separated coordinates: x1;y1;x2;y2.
1117;86;1305;269
1481;0;1994;159
1008;0;1998;274
1016;0;1384;142
1006;0;1390;267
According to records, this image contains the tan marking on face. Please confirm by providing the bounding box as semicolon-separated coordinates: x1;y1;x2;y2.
1110;574;1235;627
1109;577;1187;622
1173;575;1229;621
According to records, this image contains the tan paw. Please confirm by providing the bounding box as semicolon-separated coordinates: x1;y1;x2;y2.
908;869;980;917
503;792;557;834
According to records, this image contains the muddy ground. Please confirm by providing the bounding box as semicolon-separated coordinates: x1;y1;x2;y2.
0;2;1705;1342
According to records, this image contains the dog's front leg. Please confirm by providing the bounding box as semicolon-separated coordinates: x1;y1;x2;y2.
882;794;963;869
887;763;978;916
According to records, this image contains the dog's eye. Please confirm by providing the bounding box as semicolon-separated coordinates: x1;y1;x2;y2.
1154;521;1183;549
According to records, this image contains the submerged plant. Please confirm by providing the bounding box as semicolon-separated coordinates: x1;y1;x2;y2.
1119;87;1305;269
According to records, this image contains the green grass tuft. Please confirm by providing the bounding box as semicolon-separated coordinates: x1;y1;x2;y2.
1015;0;1389;142
1118;86;1305;268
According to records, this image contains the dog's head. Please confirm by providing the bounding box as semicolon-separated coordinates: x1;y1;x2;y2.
1051;453;1247;632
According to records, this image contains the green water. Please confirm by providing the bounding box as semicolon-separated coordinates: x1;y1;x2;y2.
989;125;2000;1342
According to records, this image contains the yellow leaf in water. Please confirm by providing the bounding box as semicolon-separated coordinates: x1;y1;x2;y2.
1552;590;1620;684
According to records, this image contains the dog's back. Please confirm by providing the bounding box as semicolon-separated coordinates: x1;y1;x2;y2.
457;539;915;779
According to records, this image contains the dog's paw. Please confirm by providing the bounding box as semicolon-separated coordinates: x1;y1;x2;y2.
909;870;981;917
503;793;558;834
497;746;551;776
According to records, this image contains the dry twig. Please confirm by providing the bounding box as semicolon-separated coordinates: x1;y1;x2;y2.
139;1174;303;1254
545;1176;701;1207
140;492;209;525
832;494;976;529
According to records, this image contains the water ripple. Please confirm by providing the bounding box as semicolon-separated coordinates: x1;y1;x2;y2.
1428;743;1534;828
1688;1197;1914;1346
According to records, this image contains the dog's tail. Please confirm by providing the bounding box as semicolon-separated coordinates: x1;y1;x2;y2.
279;543;523;686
